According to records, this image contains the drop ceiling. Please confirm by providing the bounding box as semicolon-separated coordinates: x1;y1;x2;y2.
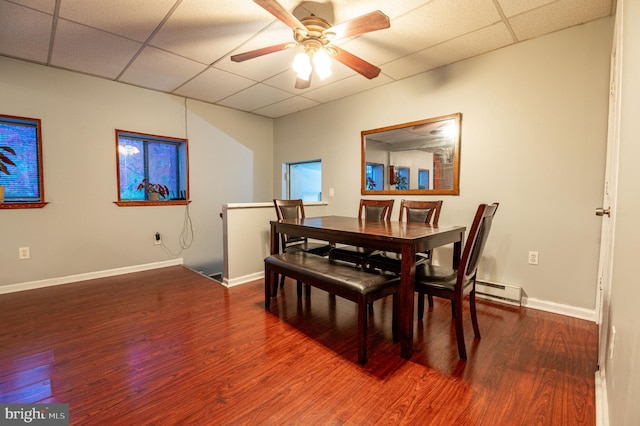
0;0;615;118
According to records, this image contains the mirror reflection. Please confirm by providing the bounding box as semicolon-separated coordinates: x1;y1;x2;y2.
361;113;461;195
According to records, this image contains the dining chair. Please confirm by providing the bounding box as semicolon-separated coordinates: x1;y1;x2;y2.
367;199;444;273
274;199;333;256
273;199;333;294
414;202;499;360
328;199;395;268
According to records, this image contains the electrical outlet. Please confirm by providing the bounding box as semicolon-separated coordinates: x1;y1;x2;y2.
329;188;335;197
19;247;30;260
528;251;539;265
154;232;162;245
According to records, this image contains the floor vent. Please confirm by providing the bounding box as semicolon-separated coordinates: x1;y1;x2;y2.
476;280;521;306
209;273;223;282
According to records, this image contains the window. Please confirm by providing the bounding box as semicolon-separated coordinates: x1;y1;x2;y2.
418;169;430;190
365;162;384;190
115;130;189;206
392;166;409;190
285;160;321;201
0;114;46;208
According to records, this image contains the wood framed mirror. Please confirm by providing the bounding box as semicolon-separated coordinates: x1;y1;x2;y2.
361;112;461;195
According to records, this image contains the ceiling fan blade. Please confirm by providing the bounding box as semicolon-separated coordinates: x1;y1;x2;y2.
328;11;390;40
331;46;381;79
295;75;311;90
254;0;306;31
230;42;291;62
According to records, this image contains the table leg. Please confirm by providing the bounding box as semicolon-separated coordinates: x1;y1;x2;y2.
399;243;417;359
452;230;464;269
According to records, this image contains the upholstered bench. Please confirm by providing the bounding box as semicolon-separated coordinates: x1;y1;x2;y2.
264;252;399;364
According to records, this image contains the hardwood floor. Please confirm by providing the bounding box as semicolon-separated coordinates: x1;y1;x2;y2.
0;266;598;425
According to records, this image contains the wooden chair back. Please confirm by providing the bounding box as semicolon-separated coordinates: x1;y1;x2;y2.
399;200;443;225
358;199;394;221
274;198;305;221
458;203;499;284
273;199;306;247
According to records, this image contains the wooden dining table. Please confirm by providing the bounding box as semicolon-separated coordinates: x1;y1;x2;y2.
270;215;466;360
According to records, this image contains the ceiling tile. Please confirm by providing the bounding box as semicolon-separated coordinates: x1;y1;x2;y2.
149;0;273;65
509;0;613;41
217;83;293;112
0;2;52;63
8;0;55;14
119;46;207;92
50;19;141;78
59;0;177;43
303;73;394;104
174;67;256;103
252;95;320;118
215;45;295;83
9;0;55;14
375;0;502;57
383;23;514;80
497;0;556;17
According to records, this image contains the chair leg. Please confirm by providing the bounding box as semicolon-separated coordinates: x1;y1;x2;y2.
428;295;434;307
357;299;368;365
470;290;481;339
453;298;467;360
451;300;456;318
417;291;425;320
296;280;303;297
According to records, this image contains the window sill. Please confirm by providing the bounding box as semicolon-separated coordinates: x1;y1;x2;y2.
114;200;191;207
0;202;48;209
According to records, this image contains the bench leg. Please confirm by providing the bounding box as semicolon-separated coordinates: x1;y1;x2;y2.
357;299;368;365
392;293;399;343
265;266;273;309
272;273;280;297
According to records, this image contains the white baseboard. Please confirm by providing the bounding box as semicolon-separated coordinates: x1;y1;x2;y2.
522;296;597;322
223;272;264;287
0;259;184;295
595;370;609;426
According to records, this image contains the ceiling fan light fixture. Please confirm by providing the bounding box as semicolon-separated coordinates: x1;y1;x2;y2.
292;52;312;80
313;48;332;80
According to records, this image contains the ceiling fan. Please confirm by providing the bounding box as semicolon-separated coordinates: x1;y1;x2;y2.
230;0;390;89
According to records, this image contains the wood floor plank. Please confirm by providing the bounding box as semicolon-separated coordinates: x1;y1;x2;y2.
0;266;598;425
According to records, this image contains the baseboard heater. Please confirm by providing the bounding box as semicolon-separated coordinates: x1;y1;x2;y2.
476;280;522;306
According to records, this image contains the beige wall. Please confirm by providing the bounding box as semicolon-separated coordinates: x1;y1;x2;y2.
273;17;614;310
604;0;640;423
0;57;273;285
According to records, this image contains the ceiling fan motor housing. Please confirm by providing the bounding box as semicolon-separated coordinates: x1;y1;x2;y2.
295;16;335;55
